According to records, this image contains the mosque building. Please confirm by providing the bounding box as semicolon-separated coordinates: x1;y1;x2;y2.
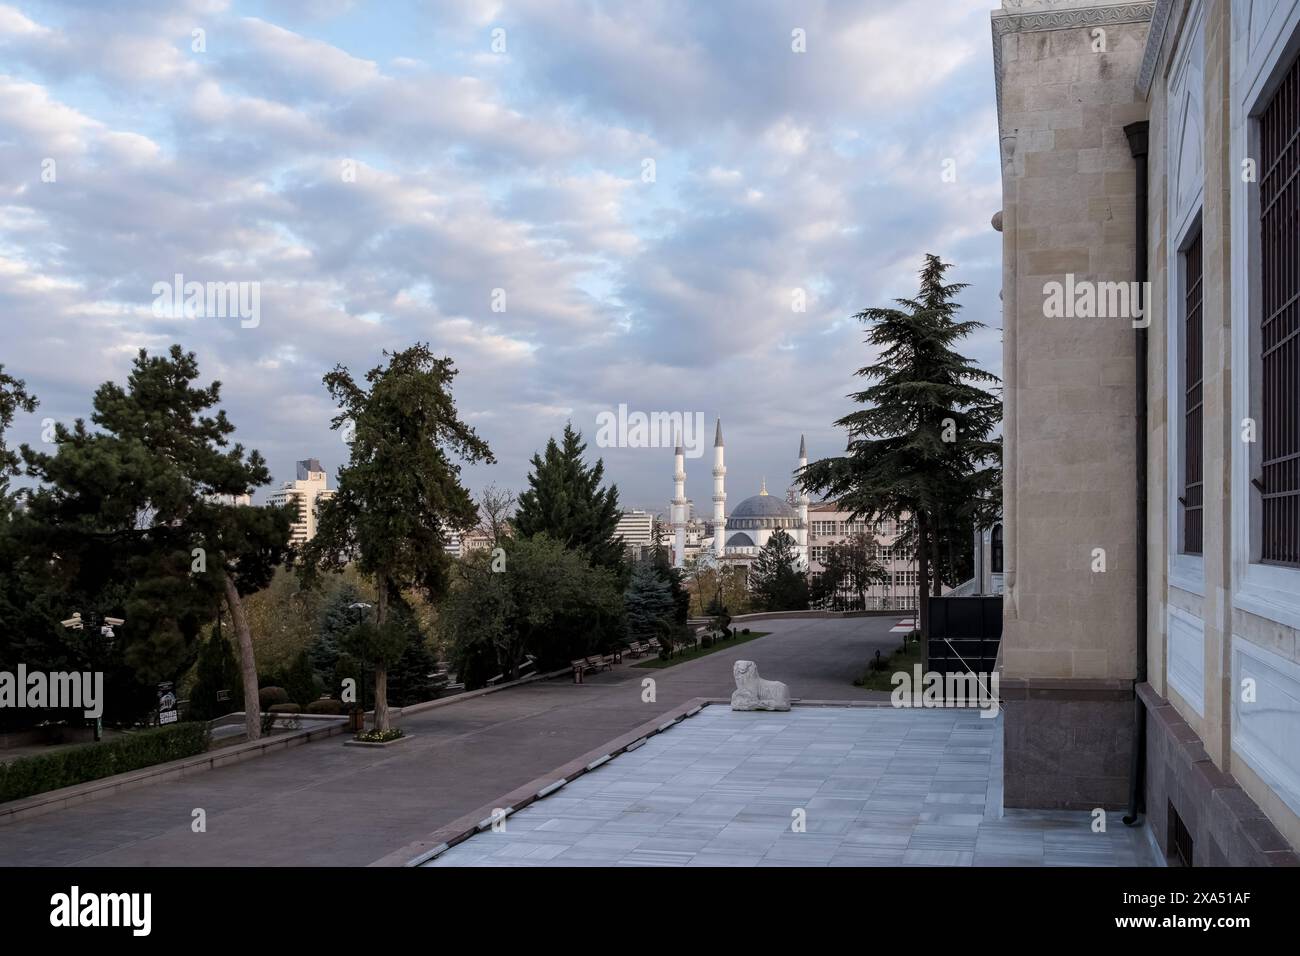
668;419;808;571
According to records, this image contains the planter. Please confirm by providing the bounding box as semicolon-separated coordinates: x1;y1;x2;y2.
347;710;365;734
344;733;413;749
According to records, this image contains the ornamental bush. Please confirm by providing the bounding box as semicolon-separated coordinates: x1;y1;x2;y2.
0;722;211;804
257;686;290;711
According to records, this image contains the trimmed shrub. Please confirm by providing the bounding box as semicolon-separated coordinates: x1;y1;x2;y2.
0;722;211;804
268;703;301;714
258;686;290;711
305;699;343;715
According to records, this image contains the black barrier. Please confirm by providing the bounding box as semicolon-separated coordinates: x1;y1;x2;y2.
927;595;1002;675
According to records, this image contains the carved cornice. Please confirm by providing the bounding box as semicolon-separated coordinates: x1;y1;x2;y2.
991;2;1157;126
1137;0;1175;96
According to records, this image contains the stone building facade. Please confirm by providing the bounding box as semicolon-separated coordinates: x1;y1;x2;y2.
992;0;1300;865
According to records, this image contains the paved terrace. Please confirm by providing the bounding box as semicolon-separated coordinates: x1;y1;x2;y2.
0;616;901;866
424;706;1152;867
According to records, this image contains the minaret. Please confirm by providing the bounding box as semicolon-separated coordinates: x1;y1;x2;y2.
796;434;810;565
712;419;726;559
672;435;687;568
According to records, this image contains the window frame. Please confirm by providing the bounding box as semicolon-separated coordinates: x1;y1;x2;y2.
1230;0;1300;629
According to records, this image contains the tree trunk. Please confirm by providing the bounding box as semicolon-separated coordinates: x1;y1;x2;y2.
374;577;390;731
373;664;389;731
221;570;261;741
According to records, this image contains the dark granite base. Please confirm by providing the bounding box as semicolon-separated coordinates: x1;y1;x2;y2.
1139;683;1298;866
1002;678;1135;810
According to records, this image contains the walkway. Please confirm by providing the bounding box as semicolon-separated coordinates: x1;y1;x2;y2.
0;615;900;866
424;707;1152;867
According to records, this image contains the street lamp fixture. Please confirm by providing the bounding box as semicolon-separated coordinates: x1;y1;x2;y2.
60;611;124;742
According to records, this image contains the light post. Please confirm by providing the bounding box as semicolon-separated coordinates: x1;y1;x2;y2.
60;611;123;742
347;602;373;726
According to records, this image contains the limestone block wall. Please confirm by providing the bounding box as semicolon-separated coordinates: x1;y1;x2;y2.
997;17;1151;683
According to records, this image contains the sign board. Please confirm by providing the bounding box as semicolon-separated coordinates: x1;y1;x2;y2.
157;681;178;725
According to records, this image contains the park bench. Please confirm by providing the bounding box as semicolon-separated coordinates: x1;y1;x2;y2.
571;656;602;683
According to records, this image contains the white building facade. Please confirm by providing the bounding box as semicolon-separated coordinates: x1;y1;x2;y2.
268;458;336;546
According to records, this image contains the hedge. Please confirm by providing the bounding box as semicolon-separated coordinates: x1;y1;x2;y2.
0;721;212;804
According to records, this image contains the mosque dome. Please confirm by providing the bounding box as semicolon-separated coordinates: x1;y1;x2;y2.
730;494;796;520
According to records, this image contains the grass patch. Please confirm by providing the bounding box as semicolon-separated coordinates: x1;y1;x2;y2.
634;631;771;669
854;632;924;691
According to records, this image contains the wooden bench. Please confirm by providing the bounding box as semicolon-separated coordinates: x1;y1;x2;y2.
570;656;608;683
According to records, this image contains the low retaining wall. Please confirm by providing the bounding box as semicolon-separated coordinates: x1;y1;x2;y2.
727;609;901;623
0;717;348;827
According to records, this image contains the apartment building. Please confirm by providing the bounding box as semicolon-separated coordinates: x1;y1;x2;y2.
267;458;336;546
992;0;1300;864
807;503;920;610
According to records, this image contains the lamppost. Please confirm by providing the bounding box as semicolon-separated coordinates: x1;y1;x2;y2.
347;602;373;724
60;611;123;742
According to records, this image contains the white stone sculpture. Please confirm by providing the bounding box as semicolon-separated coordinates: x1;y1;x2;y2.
731;660;790;712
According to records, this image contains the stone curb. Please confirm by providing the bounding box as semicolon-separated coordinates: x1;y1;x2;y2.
394;665;572;718
368;696;723;867
344;733;416;748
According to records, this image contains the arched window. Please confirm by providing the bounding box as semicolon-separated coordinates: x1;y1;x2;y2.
991;524;1003;574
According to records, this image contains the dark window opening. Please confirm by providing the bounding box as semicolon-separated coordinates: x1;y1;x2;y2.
1259;48;1300;566
1167;801;1194;867
990;523;1003;574
1183;227;1204;556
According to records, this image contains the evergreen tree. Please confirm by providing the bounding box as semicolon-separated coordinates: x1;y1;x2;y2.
797;255;1001;651
310;581;366;683
271;649;320;708
0;366;37;509
514;424;624;572
18;346;289;734
300;345;492;730
646;544;690;625
187;625;243;721
624;561;676;643
748;530;810;611
388;636;439;706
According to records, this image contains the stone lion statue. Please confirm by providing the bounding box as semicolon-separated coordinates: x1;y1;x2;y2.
731;660;791;712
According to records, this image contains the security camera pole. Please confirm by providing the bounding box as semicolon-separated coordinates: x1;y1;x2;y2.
60;611;124;742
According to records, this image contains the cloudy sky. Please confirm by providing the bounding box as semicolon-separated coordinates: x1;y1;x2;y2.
0;0;1003;513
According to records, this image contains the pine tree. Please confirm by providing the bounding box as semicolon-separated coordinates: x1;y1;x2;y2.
187;625;243;720
624;561;676;643
514;424;624;572
300;345;492;730
0;366;37;509
749;530;810;611
797;254;1001;653
18;346;290;734
310;581;366;682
